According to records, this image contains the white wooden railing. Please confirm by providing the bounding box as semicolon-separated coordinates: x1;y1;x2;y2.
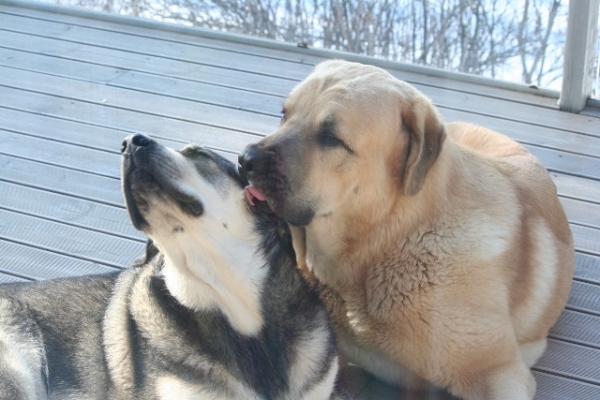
559;0;600;113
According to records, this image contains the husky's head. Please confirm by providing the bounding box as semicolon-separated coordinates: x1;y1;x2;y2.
121;134;289;335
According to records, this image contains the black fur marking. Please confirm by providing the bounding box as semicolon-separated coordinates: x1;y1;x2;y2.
132;239;160;267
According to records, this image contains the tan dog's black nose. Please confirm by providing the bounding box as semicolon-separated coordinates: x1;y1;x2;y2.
122;134;153;155
238;144;266;179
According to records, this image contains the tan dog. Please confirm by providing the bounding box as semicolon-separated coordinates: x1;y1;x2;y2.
239;60;574;400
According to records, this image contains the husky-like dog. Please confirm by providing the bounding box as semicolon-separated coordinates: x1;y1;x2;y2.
0;134;344;400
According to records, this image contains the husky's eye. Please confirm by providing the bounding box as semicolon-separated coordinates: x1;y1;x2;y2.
180;145;201;157
181;145;213;160
180;200;204;217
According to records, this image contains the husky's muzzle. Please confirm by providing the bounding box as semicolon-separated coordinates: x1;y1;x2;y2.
121;134;204;230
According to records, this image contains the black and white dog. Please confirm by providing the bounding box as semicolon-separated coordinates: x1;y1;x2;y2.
0;134;345;399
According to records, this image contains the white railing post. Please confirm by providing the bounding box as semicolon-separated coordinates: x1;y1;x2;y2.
559;0;600;113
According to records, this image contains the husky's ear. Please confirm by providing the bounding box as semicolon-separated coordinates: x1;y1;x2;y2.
400;94;446;196
131;239;160;267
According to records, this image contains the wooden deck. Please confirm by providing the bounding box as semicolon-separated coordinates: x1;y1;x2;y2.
1;1;600;398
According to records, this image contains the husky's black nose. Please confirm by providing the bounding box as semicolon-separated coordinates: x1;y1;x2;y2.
238;144;266;179
122;134;153;155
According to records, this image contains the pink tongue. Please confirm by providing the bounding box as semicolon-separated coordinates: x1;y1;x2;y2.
244;185;266;206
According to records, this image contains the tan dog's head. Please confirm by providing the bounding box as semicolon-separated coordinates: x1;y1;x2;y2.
239;60;446;227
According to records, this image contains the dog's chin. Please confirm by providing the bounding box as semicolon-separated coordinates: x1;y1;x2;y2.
280;199;316;227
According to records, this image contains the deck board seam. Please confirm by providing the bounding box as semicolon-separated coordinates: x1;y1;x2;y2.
548;334;600;352
0;266;36;282
0;150;120;180
3;85;600;169
0;10;320;66
0;176;125;209
0;1;565;103
0;205;145;243
0;26;303;82
0;86;272;138
0;64;283;118
532;366;600;387
565;305;600;319
0;38;562;112
4;59;600;161
0;16;562;112
2;64;599;162
0;236;128;271
2;39;597;140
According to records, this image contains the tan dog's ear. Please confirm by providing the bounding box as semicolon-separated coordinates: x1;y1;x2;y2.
401;96;446;196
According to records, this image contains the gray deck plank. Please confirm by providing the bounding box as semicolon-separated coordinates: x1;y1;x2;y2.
568;281;600;317
524;145;600;181
550;309;600;349
0;101;255;160
0;129;122;178
0;240;119;280
3;47;600;161
0;209;144;269
553;172;600;205
572;225;600;256
0;271;28;283
535;339;600;386
0;153;124;207
559;197;600;229
0;14;312;81
0;30;299;97
2;14;599;137
0;180;142;240
440;107;600;159
0;46;287;113
575;253;600;284
0;3;565;108
533;371;600;400
0;66;279;132
1;78;599;182
0;85;268;152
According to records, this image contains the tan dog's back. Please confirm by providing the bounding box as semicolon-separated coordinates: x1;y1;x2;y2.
446;122;574;345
